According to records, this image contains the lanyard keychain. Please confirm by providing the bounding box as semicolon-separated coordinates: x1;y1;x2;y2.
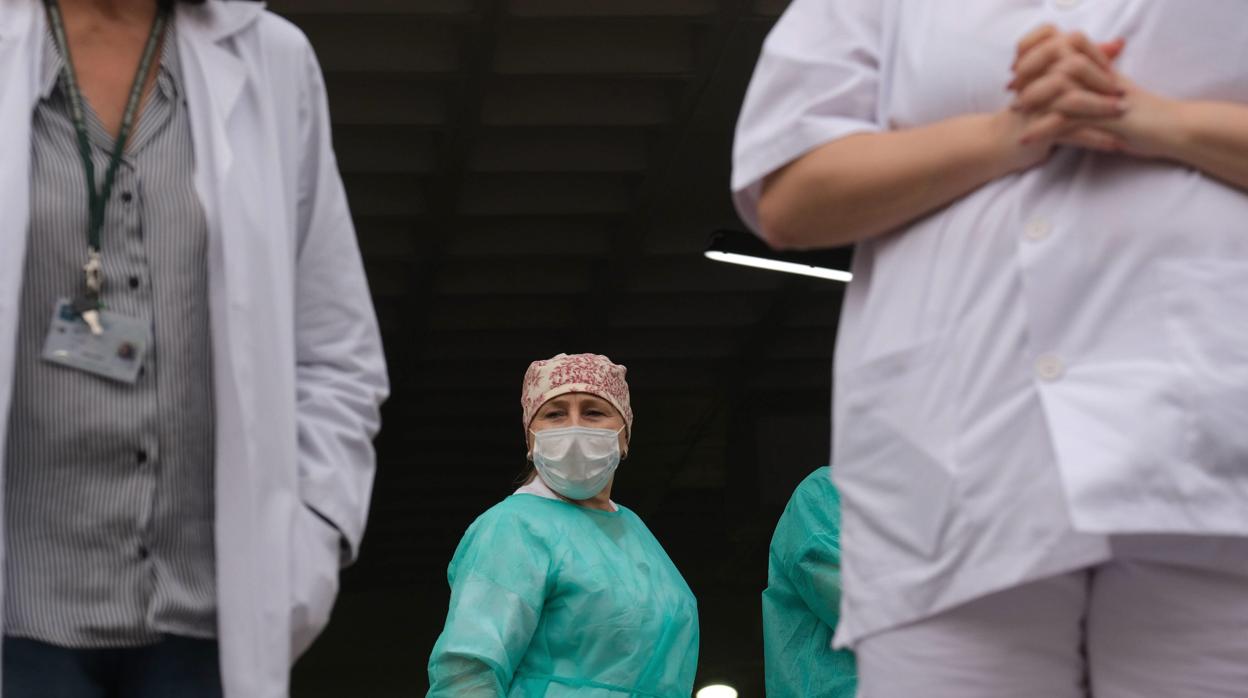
44;0;169;335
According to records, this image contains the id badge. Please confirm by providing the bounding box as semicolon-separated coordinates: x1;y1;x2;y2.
41;298;151;384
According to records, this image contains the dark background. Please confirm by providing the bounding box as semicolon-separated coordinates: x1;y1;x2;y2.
266;2;841;695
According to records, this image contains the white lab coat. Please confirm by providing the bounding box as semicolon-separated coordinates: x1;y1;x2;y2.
0;2;389;696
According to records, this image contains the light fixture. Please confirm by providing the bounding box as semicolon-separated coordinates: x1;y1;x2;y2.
695;684;739;698
704;250;853;282
704;229;853;283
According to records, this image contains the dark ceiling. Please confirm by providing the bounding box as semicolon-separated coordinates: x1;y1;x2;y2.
266;1;845;695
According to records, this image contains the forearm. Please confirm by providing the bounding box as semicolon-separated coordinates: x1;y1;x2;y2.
756;111;1026;250
1160;101;1248;193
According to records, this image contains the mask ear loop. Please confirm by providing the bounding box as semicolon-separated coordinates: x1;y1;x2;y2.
616;426;630;460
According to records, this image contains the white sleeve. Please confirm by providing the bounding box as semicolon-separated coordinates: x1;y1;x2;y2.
292;38;390;564
731;0;885;233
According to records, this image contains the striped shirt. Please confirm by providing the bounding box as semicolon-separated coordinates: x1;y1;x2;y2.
3;22;217;647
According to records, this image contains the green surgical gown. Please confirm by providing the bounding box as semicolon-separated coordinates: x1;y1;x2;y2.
427;493;700;697
762;467;857;698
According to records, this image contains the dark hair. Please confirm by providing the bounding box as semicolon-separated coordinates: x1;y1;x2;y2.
515;461;536;487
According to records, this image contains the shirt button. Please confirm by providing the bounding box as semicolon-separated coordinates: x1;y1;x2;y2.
1035;354;1065;382
120;192;134;203
136;450;148;465
1025;218;1052;242
138;546;150;560
128;276;140;289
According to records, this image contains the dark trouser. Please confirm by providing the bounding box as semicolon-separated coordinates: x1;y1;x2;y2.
2;635;222;698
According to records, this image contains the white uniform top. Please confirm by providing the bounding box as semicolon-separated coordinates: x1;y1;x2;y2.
732;0;1248;646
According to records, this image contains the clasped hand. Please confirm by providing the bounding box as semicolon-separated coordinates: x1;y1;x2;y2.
1007;24;1180;161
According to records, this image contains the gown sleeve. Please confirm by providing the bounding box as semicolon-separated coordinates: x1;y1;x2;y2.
786;529;844;631
767;471;857;694
427;505;555;697
731;0;887;232
775;471;846;630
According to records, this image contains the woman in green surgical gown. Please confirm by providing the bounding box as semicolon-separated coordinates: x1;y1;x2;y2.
427;353;699;697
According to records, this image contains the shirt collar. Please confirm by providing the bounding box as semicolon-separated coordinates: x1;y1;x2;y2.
39;20;183;102
154;23;182;102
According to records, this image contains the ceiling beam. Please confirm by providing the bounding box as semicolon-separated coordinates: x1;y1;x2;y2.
392;0;505;355
571;0;755;349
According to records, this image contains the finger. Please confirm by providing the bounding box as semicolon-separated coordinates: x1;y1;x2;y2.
1013;73;1067;112
1056;53;1123;95
1058;127;1125;152
1067;31;1112;72
1014;78;1125;115
1015;24;1059;63
1012;34;1123;93
1010;41;1063;90
1051;90;1125;118
1020;112;1069;145
1015;51;1122;98
1099;38;1126;61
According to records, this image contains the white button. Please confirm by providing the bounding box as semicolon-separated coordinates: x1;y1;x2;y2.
1055;0;1081;8
1024;218;1052;242
1035;354;1065;382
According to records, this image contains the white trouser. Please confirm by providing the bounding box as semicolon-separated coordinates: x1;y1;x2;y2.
855;536;1248;698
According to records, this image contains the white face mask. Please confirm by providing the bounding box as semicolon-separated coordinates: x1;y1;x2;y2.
530;426;624;501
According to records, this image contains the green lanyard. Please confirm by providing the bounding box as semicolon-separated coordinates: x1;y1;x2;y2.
44;0;169;323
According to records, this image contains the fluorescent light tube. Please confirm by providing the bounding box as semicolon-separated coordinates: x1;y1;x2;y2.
704;250;853;283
